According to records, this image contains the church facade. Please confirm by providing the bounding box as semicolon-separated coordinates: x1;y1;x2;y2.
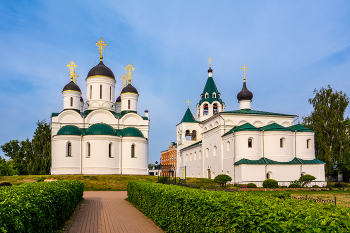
176;62;326;186
51;39;149;175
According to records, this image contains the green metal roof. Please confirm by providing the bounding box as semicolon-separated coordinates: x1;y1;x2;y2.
222;123;259;137
287;124;313;132
86;123;116;136
259;123;293;131
122;127;144;137
57;125;81;136
198;77;223;105
182;140;202;150
180;108;197;123
234;157;325;165
223;109;296;117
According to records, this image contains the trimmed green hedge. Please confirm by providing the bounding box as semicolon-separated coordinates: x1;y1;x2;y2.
127;181;350;232
0;180;84;233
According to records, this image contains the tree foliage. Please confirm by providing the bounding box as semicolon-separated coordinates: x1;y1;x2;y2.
302;85;350;176
213;174;232;187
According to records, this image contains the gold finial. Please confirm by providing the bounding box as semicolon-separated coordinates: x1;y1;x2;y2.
208;57;212;68
73;71;79;84
186;99;191;108
120;74;127;87
95;38;107;61
67;61;77;82
240;63;249;82
125;63;135;84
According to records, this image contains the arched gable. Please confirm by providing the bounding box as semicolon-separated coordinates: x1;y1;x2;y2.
226;120;234;126
253;121;264;127
214;121;219;127
238;120;248;126
120;113;144;126
85;109;117;125
268;121;277;125
281;121;291;127
58;110;83;124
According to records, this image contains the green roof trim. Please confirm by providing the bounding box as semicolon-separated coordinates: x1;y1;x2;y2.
234;157;325;165
57;125;81;136
122;127;144;137
223;109;296;117
180;108;197;123
259;123;293;131
287;124;313;132
182;140;202;150
198;77;223;105
222;123;259;137
86;123;116;136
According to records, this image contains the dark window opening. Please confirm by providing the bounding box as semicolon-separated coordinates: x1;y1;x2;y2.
110;87;111;100
213;103;218;114
131;144;135;158
128;100;131;109
87;143;91;157
204;104;208;115
100;85;102;99
90;85;92;99
70;97;73;107
109;143;112;158
248;138;252;148
191;130;197;141
67;142;72;157
185;130;191;141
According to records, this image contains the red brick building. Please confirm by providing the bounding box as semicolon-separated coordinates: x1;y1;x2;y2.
161;142;177;176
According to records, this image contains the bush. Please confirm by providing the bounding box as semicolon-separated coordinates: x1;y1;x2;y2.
288;183;298;188
327;182;333;190
299;175;316;182
333;182;343;188
213;174;232;187
127;180;350;232
263;179;278;188
246;183;257;188
36;176;47;182
312;185;320;188
158;176;169;183
0;180;84;233
279;185;287;188
270;192;291;199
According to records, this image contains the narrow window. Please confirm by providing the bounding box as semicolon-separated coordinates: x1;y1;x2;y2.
205;93;209;99
87;142;91;157
199;151;202;159
191;130;197;141
194;152;197;160
185;130;191;141
307;139;311;149
131;144;135;158
227;141;230;151
67;142;72;157
109;143;112;158
186;154;188;162
128;100;131;109
213;103;218;114
280;138;285;148
100;85;102;99
204;104;208;115
213;146;217;157
248;138;253;148
70;97;73;107
206;148;209;158
190;153;192;161
110;87;112;100
90;85;92;99
212;92;216;98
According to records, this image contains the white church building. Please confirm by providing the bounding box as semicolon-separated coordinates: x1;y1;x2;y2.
51;39;149;175
177;62;326;186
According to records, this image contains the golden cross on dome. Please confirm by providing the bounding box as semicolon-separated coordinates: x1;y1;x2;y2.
240;63;249;82
186;99;191;108
208;57;212;68
67;61;77;82
73;71;79;84
125;63;135;84
95;38;107;61
120;74;127;87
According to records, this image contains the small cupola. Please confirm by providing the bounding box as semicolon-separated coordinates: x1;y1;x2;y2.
120;64;138;113
237;64;253;110
62;61;82;111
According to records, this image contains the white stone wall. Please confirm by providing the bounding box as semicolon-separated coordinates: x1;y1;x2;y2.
121;137;148;175
63;91;81;111
121;93;138;112
86;76;116;111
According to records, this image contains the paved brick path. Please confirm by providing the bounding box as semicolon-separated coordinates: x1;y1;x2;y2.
67;191;163;233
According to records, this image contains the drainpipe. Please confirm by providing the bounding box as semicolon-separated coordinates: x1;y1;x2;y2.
262;130;267;179
233;132;235;184
80;134;83;174
218;114;226;134
294;130;303;177
120;135;123;174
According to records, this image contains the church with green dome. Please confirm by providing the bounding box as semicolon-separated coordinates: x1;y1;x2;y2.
51;39;150;175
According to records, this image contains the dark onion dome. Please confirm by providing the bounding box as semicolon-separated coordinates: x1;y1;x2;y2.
121;83;138;94
63;81;81;93
80;96;84;102
57;125;81;135
208;67;213;73
116;96;121;103
122;127;144;137
237;82;253;101
86;123;115;136
87;61;115;79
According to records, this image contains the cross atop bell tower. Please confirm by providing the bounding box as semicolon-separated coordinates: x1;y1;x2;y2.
95;38;107;61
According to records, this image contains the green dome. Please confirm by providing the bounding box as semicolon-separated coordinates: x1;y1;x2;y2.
122;127;144;137
86;123;116;136
57;125;81;135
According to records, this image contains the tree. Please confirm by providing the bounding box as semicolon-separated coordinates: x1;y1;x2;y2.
214;174;232;187
1;139;28;175
302;85;350;176
0;157;19;176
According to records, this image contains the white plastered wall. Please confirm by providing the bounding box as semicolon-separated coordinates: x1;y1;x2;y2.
63;90;81;111
121;137;148;175
86;76;116;111
121;93;138;112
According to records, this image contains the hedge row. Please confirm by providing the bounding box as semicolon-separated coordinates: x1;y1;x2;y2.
127;181;350;232
0;180;84;233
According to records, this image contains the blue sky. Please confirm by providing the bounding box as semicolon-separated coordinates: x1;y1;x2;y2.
0;1;350;164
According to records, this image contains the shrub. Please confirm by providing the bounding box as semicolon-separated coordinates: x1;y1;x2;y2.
279;185;287;188
263;179;278;188
213;174;232;187
0;180;84;233
312;185;320;188
299;175;316;182
327;182;333;190
127;181;350;232
270;192;291;199
288;183;298;188
246;183;257;188
36;176;47;182
158;176;169;183
333;182;343;188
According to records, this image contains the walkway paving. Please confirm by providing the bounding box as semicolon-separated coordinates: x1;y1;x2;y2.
67;191;163;233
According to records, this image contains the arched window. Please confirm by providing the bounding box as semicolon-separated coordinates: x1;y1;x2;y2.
213;103;218;114
212;92;216;98
194;152;197;160
206;148;209;158
227;141;230;151
191;130;197;141
307;139;311;149
109;143;113;158
226;171;229;175
128;100;131;109
186;154;188;162
70;97;73;107
100;85;102;99
267;171;272;179
213;146;217;157
131;144;135;158
204;104;208;115
87;142;91;157
205;93;209;99
248;138;253;148
199;150;202;159
190;153;192;161
280;138;285;148
67;142;72;157
185;130;191;140
110;86;112;100
90;85;92;99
